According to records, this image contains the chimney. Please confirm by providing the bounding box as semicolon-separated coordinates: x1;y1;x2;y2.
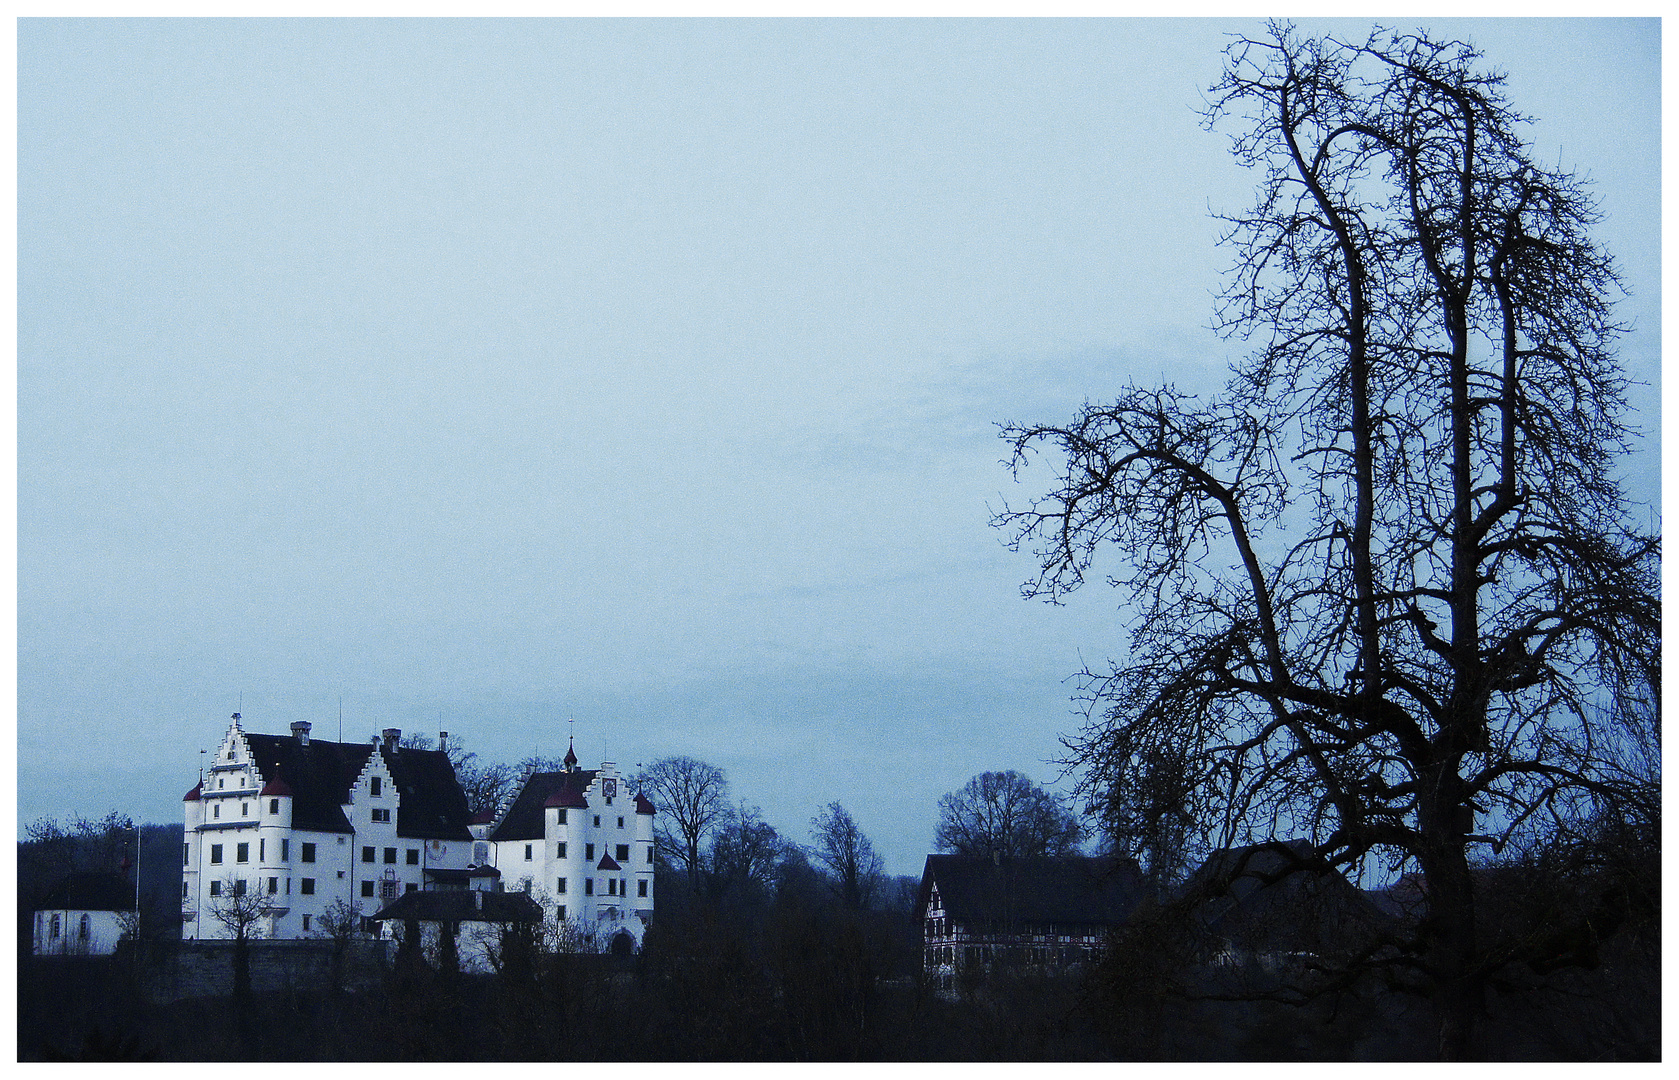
382;728;401;754
438;731;449;755
291;721;311;747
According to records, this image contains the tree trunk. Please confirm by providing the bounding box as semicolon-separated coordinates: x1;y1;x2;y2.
1420;771;1481;1060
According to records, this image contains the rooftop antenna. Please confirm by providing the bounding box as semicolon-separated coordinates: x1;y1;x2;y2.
339;695;344;743
199;748;206;784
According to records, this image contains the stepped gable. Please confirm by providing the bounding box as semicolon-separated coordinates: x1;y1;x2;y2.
918;855;1147;929
244;732;373;834
490;769;598;842
37;872;136;913
382;745;474;842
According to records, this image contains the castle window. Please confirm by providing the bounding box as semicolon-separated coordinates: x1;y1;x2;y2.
233;880;246;897
585;879;594;896
556;842;567;858
270;798;279;814
301;878;315;895
210;881;221;896
557;809;567;824
593;815;601;828
406;849;419;865
236;843;249;863
405;883;418;894
362;846;375;863
79;915;90;940
50;914;60;938
218;779;224;789
557;905;566;921
557;878;567;894
371;777;382;797
211;844;223;864
302;915;311;931
281;839;289;861
259;839;265;861
525;844;533;861
241;803;248;816
267;877;278;894
585;843;595;860
646;845;654;865
638;879;648;898
183;881;189;899
616;844;629;862
383;847;396;864
301;843;315;863
183;843;190;865
213;805;220;819
361;881;375;898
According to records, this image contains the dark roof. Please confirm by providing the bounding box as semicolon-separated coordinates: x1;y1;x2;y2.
1179;840;1391;953
491;770;597;841
597;853;621;871
243;733;372;834
38;872;136;913
240;732;472;841
425;866;503;884
383;745;474;841
918;855;1147;929
634;792;656;815
372;889;544;924
183;782;202;801
260;775;293;797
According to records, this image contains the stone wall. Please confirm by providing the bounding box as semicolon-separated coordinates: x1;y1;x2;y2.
131;937;395;1004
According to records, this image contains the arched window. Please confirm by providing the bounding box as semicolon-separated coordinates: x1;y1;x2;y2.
78;914;90;939
50;914;61;939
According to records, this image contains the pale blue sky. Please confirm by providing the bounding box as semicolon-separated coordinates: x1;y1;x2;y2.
18;19;1659;874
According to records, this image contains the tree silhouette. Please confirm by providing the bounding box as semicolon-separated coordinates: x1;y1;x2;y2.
998;22;1658;1060
935;771;1085;859
809;802;884;911
638;756;731;894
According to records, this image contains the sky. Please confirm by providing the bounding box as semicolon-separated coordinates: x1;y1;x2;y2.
15;18;1660;876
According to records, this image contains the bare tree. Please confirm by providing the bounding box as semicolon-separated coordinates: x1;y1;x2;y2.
809;802;884;911
997;23;1658;1060
313;897;365;992
207;876;276;1005
638;756;730;893
707;802;788;900
935;771;1086;859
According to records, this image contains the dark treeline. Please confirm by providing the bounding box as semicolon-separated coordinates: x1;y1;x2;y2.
20;749;1657;1060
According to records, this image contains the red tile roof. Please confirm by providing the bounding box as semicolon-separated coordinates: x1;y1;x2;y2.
634;792;656;815
183;782;202;802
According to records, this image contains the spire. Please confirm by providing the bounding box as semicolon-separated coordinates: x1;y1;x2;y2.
563;736;579;772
